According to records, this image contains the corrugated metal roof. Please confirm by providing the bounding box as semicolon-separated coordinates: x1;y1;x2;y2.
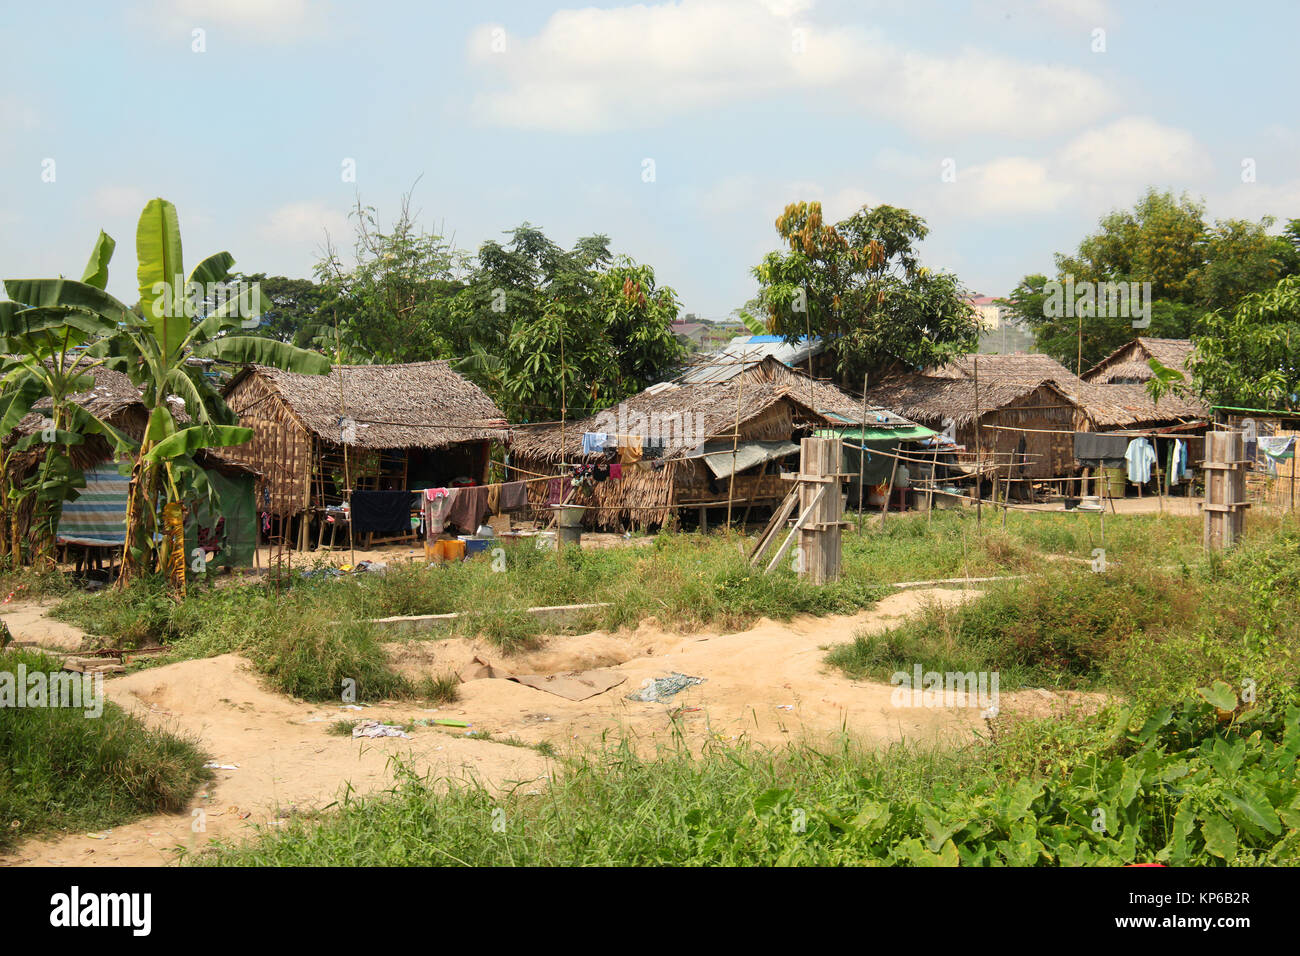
679;335;823;384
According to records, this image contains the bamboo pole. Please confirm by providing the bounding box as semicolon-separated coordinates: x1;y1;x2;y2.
973;355;982;532
858;373;867;534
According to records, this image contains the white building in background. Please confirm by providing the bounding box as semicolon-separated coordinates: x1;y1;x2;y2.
964;294;1035;355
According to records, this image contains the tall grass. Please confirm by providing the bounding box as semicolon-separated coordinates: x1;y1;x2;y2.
0;649;210;849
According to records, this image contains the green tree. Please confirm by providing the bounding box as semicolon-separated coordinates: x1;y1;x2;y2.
753;202;979;386
233;273;330;344
0;233;138;564
450;224;684;421
1006;189;1297;370
1190;274;1300;410
315;194;466;364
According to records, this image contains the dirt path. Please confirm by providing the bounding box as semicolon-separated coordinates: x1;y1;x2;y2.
2;586;1096;867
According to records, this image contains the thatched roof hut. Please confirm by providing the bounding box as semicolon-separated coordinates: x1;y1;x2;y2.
1083;337;1196;384
865;373;1078;478
222;361;509;518
511;360;919;530
930;349;1209;432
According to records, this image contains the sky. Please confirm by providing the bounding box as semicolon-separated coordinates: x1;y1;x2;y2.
3;0;1299;322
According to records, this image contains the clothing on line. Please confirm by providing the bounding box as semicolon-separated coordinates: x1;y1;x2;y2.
1124;438;1157;485
350;490;415;534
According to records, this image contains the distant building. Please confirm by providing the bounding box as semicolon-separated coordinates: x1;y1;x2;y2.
670;321;709;348
964;293;1035;355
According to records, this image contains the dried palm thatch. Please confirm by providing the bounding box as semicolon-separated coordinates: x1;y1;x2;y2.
1082;337;1196;384
511;378;827;463
225;362;508;450
929;349;1208;429
8;365;148;472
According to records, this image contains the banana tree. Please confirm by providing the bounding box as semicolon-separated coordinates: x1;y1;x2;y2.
9;199;330;586
0;232;140;564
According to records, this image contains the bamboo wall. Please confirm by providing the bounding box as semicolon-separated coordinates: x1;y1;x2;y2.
223;374;313;516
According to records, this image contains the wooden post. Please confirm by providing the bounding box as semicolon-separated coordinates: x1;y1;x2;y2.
797;437;843;584
879;453;898;528
973;356;982;532
1203;430;1249;551
858;373;868;534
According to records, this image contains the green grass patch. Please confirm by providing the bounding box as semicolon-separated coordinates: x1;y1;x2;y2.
0;649;210;850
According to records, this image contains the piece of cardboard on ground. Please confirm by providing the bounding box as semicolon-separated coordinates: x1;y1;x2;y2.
458;654;626;701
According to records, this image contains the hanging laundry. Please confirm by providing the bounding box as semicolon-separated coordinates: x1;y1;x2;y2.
1124;438;1157;485
486;483;500;514
1073;432;1129;467
423;488;451;536
446;485;488;533
499;481;528;512
1168;439;1190;484
582;432;609;455
546;477;564;505
609;463;623;480
617;439;643;465
350;490;416;534
1258;435;1297;477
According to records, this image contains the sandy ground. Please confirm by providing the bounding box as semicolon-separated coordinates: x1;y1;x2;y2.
1;586;1103;867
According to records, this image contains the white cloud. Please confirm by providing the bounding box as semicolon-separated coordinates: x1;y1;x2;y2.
93;186;150;218
947;156;1074;214
467;0;1115;137
1058;115;1213;183
142;0;317;38
259;200;349;245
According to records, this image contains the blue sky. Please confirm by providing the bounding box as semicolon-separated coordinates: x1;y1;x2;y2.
3;0;1298;322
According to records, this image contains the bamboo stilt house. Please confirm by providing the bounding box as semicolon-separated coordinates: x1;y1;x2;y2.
864;373;1078;479
510;357;919;530
221;362;510;520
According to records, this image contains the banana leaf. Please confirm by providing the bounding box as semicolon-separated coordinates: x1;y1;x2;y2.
193;335;331;374
145;425;254;462
81;230;116;290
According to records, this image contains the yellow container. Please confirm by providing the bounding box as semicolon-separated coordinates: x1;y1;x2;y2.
1101;466;1126;498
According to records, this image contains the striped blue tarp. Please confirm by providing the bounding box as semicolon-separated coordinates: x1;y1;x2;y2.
57;464;129;547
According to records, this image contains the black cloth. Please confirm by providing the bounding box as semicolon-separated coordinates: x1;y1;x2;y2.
350;490;416;534
1073;432;1129;467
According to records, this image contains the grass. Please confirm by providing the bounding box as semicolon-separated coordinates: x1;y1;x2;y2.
827;526;1300;702
197;680;1300;866
187;516;1300;866
0;648;210;850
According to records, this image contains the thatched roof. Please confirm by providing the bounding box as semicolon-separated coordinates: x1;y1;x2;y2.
14;365;145;437
512;379;828;463
225;361;508;450
1075;382;1208;428
927;349;1209;428
865;374;1071;427
1083;337;1196;384
930;352;1081;387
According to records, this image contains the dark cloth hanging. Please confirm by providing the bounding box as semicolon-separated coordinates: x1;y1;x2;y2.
1073;432;1129;467
499;481;528;512
547;478;564;505
446;485;489;533
350;490;416;534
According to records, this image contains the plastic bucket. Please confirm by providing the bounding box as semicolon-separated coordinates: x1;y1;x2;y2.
551;504;586;528
460;536;491;557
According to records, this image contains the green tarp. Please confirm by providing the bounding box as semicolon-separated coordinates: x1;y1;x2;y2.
815;425;937;442
184;469;257;572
